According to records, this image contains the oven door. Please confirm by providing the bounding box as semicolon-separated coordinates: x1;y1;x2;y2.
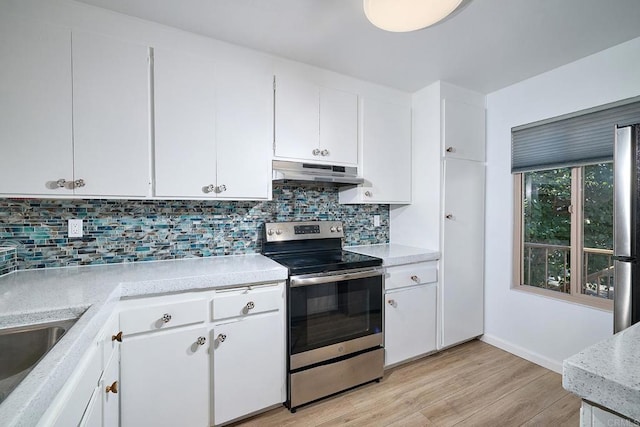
288;268;383;370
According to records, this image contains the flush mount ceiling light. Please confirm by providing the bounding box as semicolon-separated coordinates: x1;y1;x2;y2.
363;0;464;32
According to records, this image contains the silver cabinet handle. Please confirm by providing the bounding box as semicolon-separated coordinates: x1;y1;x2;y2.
196;336;206;346
364;190;372;197
445;214;453;220
161;313;172;323
446;147;455;153
321;149;329;156
312;149;321;156
387;299;395;306
74;179;85;188
217;333;227;342
411;275;420;282
246;301;255;310
203;184;215;194
56;179;67;188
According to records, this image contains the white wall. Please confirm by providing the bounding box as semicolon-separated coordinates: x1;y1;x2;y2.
484;36;640;372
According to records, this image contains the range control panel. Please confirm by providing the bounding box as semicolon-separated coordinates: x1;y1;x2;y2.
264;221;344;242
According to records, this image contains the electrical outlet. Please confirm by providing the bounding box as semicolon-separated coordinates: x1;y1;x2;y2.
373;215;381;227
68;219;83;238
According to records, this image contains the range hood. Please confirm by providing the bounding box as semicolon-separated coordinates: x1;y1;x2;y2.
272;160;364;186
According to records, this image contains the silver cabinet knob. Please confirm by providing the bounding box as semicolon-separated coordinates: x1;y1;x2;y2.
74;179;85;188
321;149;329;156
411;275;420;283
217;333;227;342
56;179;67;188
216;184;227;193
246;301;255;310
203;184;215;194
445;214;453;220
161;313;172;323
364;191;372;197
446;146;455;153
387;299;395;306
196;336;206;346
312;148;321;156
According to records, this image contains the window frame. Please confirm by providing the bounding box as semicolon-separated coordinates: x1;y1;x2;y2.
512;169;613;311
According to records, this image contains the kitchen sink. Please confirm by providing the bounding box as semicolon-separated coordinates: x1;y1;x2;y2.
0;318;77;403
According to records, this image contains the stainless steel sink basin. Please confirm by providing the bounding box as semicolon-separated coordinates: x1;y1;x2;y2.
0;318;77;403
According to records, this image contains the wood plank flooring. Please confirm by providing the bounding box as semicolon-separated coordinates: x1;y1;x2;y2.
231;340;581;427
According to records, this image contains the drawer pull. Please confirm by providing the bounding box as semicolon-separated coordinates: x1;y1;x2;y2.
105;381;118;394
387;299;396;306
161;313;172;323
196;336;206;346
111;331;123;342
411;275;420;283
217;333;227;343
246;301;255;311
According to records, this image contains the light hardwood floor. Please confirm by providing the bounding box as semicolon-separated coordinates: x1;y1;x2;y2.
231;340;581;427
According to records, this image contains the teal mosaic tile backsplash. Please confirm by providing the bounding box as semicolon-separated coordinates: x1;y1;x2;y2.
0;184;389;270
0;247;16;276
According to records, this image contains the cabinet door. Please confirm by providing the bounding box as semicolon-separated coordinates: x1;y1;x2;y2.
440;158;485;348
215;62;272;199
442;98;485;162
359;98;411;203
121;327;209;427
0;14;73;195
102;351;119;427
78;387;102;427
319;87;358;165
213;313;284;425
154;48;217;198
274;76;320;160
72;31;150;197
384;284;437;367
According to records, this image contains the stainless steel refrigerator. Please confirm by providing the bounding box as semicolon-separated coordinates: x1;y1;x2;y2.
614;123;640;333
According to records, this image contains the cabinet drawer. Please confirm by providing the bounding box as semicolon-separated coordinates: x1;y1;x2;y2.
386;262;437;290
212;285;282;321
120;299;206;335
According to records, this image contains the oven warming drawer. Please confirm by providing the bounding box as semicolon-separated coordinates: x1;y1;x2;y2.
289;347;384;409
290;333;383;370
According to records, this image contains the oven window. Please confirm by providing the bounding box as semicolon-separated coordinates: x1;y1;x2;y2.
289;274;383;355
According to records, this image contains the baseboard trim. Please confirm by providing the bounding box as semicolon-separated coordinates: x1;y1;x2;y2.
480;334;563;374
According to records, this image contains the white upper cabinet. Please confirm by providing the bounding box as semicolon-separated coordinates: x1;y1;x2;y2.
0;15;73;196
340;97;412;204
274;75;358;165
154;48;272;200
215;61;273;199
154;48;217;198
442;98;486;162
72;31;151;197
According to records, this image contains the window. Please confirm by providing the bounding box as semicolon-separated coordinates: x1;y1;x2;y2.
513;163;614;309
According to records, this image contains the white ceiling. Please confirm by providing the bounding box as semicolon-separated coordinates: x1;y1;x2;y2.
74;0;640;94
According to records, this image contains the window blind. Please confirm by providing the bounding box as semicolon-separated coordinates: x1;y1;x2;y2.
511;98;640;173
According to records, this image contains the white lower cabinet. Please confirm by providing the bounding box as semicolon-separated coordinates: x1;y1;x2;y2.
383;261;438;367
580;400;636;426
212;312;284;425
38;312;120;427
120;317;209;427
384;284;437;367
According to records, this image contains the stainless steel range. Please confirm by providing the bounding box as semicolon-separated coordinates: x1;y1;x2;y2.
262;221;384;412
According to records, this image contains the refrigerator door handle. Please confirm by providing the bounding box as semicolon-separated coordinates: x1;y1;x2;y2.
614;126;634;258
614;260;633;333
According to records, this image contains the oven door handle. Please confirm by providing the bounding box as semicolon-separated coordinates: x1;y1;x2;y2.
290;269;383;287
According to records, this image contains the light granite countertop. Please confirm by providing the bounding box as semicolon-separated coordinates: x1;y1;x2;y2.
0;254;288;427
563;321;640;422
346;243;440;266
